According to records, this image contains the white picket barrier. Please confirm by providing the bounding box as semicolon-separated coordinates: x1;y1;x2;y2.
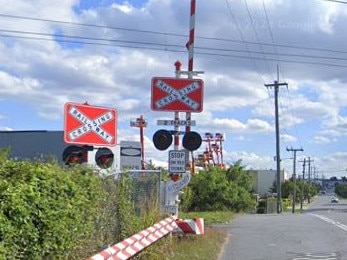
88;216;205;260
88;216;178;260
175;218;205;235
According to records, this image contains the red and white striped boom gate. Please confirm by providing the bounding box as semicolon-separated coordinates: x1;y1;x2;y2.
88;216;204;260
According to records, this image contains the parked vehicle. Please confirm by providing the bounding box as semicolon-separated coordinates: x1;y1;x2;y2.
331;197;339;203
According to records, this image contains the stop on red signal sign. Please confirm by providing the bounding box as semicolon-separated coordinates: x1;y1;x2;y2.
64;102;117;146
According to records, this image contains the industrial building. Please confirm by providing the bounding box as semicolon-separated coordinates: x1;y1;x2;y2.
0;130;141;172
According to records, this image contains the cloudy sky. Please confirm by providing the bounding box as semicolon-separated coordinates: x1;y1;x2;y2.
0;0;346;178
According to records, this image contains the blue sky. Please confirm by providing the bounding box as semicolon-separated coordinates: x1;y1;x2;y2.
0;0;347;178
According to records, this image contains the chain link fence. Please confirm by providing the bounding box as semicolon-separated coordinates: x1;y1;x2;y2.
126;170;163;216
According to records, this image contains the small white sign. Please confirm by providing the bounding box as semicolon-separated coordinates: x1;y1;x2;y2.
120;141;142;170
166;172;191;193
168;150;187;173
157;119;196;126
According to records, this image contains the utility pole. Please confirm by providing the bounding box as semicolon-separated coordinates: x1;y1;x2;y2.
286;147;303;213
265;77;288;214
298;158;306;210
299;157;314;204
307;157;314;203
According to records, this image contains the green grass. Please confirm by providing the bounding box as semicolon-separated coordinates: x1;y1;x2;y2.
167;227;227;260
168;211;235;260
179;211;235;224
138;211;235;260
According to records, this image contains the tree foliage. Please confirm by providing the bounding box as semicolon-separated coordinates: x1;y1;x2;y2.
0;149;147;259
281;179;320;202
335;184;347;198
182;161;255;212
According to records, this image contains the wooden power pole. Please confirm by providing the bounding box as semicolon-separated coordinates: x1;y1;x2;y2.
265;79;288;214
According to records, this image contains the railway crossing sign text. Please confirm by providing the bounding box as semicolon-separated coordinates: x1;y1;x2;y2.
168;150;187;173
157;119;196;126
151;77;204;112
64;102;117;146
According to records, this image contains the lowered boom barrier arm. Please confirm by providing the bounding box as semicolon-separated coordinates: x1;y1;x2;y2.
88;216;178;260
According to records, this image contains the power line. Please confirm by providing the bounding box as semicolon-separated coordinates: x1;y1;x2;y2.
0;13;185;38
4;28;347;62
1;14;347;68
284;87;304;150
224;0;267;83
262;0;280;65
243;0;273;78
1;12;347;56
2;32;347;69
311;0;347;4
0;28;184;49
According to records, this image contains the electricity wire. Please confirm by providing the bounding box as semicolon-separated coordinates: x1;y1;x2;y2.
1;12;347;56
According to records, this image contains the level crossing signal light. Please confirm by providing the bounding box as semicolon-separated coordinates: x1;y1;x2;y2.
153;130;202;151
62;145;85;166
182;131;202;151
153;129;173;151
95;147;114;169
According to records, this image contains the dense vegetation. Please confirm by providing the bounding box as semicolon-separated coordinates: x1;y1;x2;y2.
180;161;256;212
281;178;320;202
0;149;151;259
0;149;259;259
335;184;347;198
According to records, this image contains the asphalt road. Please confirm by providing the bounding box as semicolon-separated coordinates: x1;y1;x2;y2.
218;195;347;260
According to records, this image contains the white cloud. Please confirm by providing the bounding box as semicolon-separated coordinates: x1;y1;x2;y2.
311;135;332;144
281;134;297;143
0;0;346;177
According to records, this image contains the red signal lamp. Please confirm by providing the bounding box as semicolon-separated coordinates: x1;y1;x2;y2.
62;145;85;166
95;147;114;169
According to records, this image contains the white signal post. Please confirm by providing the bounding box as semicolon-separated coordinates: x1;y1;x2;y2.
173;61;182;182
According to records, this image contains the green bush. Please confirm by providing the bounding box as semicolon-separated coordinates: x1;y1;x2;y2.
0;151;153;259
335;184;347;198
0;159;105;258
185;162;255;212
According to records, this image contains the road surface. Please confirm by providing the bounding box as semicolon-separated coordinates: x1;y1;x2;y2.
218;195;347;260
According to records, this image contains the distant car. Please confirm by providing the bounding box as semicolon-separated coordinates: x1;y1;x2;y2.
331;197;339;203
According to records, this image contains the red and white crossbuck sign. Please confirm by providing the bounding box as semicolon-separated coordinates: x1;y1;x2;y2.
64;102;117;146
151;77;204;112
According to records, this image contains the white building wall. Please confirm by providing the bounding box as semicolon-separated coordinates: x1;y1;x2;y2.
250;169;289;197
257;170;277;196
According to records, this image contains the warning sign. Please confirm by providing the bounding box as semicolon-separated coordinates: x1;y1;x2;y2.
64;102;117;146
151;77;204;112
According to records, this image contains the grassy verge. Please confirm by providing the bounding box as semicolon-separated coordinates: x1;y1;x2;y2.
163;211;234;260
138;211;236;260
179;211;235;224
166;226;227;260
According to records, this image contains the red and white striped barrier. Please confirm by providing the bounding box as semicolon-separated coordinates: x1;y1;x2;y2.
88;216;178;260
175;218;204;235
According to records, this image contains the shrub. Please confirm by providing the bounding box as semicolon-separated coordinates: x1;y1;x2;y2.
335;184;347;198
186;163;255;212
0;159;105;259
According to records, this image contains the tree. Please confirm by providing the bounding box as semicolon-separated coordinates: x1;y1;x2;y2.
335;184;347;198
186;162;255;212
225;160;253;191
